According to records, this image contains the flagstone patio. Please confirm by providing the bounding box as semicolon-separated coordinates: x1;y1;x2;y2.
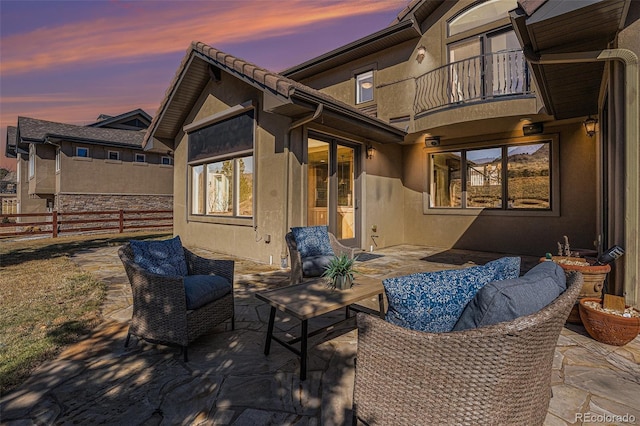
1;244;638;425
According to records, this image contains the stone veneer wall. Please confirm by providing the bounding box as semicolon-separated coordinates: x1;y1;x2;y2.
55;194;172;212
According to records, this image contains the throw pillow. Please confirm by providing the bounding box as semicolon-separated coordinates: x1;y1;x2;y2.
383;263;496;333
302;255;335;277
453;261;567;331
183;275;232;310
130;236;189;277
484;256;521;281
291;226;335;258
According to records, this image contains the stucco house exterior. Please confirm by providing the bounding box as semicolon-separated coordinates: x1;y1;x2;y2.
5;109;173;216
144;0;638;306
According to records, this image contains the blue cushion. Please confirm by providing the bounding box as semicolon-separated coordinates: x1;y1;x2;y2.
183;275;232;310
484;256;521;281
453;261;567;331
302;255;335;277
130;236;188;277
383;263;497;333
291;226;335;258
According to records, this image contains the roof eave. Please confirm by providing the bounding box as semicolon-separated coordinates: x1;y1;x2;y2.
281;20;420;80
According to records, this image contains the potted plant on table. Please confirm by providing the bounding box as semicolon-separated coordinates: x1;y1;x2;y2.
323;254;357;290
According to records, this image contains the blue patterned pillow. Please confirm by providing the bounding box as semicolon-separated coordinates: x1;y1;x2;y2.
383;264;496;333
130;236;189;277
291;226;335;258
484;257;521;281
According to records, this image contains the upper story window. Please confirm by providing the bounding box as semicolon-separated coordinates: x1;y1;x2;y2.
108;151;120;160
161;156;173;165
356;71;374;104
76;147;89;158
135;153;146;163
428;140;554;212
447;0;517;36
189;109;254;219
29;145;35;178
55;148;61;172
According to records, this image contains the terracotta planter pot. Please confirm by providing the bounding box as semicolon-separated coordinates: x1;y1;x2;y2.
541;257;610;324
578;297;640;346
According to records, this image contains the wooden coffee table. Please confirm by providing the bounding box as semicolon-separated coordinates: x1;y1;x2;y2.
256;275;385;380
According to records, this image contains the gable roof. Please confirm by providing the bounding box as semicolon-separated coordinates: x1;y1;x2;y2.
280;0;454;81
144;41;406;149
87;108;152;130
17;116;145;149
5;126;17;158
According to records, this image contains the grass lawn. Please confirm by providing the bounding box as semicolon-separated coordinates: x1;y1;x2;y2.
0;231;171;395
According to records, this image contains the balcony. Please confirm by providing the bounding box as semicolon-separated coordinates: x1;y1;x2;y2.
414;49;532;116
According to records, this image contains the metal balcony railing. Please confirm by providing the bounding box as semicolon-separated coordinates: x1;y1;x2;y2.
414;49;531;116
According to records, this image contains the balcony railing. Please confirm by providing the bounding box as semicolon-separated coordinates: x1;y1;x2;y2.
414;49;531;116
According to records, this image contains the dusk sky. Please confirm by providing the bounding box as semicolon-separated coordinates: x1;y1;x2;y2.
0;0;407;170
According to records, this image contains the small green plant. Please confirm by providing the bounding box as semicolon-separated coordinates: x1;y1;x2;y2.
323;254;357;289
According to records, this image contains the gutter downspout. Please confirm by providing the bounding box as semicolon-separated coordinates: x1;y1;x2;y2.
280;103;323;267
525;48;639;307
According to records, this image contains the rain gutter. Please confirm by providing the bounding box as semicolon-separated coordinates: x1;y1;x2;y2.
280;103;324;267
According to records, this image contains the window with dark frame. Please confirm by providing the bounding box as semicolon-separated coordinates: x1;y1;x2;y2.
135;153;146;163
108;151;120;161
429;141;551;210
356;71;374;104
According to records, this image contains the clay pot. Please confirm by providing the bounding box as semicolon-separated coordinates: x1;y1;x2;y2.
541;257;610;324
578;298;640;346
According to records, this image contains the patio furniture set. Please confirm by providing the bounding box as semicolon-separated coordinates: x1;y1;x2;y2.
118;226;583;425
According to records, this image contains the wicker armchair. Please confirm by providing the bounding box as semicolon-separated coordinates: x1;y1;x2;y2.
286;231;358;284
353;271;583;426
118;243;234;361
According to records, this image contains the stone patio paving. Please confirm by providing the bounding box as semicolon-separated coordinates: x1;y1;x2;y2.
1;244;638;425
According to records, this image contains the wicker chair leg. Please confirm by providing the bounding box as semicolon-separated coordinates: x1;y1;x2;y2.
182;346;188;362
124;331;131;348
231;315;235;330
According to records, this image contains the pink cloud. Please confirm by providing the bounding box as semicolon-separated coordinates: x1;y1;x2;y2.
1;0;404;76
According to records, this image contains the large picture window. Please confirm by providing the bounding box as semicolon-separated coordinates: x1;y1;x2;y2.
429;141;551;211
189;109;254;219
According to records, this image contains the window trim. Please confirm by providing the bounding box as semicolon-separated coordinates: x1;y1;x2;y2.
423;135;559;217
135;153;146;163
28;145;35;178
108;150;120;161
355;70;375;105
446;0;517;39
75;147;89;158
161;156;173;165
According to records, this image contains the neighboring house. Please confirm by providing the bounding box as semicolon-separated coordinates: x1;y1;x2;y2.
0;169;17;215
143;0;638;306
5;109;173;216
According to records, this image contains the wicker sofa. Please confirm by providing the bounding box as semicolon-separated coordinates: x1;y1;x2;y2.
353;271;583;426
118;242;234;361
285;229;358;284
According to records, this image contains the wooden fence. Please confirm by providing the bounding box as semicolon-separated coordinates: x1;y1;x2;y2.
0;209;172;238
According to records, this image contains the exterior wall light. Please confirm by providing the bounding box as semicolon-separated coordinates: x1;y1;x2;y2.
416;46;426;64
366;144;374;159
583;116;598;137
425;136;440;147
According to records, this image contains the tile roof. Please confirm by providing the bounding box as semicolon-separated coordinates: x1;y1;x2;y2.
144;41;405;147
18;116;144;147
